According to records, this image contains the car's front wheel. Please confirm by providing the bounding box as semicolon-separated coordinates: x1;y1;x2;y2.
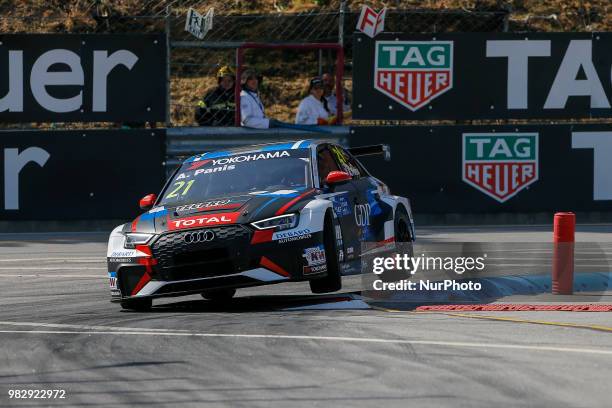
309;211;341;294
120;297;153;311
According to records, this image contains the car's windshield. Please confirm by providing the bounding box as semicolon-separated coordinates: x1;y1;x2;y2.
160;149;312;207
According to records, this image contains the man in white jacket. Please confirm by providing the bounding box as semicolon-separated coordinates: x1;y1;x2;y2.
295;77;332;125
240;69;276;129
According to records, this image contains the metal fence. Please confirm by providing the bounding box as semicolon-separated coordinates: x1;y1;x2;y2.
168;4;508;126
4;0;607;128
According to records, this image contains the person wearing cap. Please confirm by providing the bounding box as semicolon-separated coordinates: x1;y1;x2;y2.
240;69;277;129
295;77;332;125
195;65;236;126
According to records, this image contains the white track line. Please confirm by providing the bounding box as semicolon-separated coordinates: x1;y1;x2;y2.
485;257;612;261
0;321;191;332
0;267;106;271
0;329;609;355
419;249;612;253
0;258;105;262
0;274;103;278
486;263;612;267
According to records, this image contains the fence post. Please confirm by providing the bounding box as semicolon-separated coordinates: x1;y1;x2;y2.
339;1;347;48
337;1;347;125
502;6;511;32
335;45;344;125
164;6;172;127
234;47;244;126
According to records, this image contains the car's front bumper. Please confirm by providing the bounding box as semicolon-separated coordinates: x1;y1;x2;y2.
108;225;326;301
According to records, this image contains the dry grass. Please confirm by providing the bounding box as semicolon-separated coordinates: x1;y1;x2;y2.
3;1;610;30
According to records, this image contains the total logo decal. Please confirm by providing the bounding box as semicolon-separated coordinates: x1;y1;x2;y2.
374;41;453;111
302;245;327;275
169;212;240;230
354;203;371;227
462;133;538;202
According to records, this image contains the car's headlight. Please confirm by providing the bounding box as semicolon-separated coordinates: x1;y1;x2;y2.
124;233;154;249
251;214;299;231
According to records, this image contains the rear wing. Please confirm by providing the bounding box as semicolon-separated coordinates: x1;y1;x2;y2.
347;144;391;161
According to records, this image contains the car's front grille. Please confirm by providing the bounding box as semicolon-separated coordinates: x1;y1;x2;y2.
150;225;252;281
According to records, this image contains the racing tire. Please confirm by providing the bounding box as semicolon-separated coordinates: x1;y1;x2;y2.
201;288;236;302
120;297;153;311
309;212;342;294
394;206;414;256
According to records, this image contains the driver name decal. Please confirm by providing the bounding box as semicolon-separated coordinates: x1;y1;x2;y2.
176;151;293;180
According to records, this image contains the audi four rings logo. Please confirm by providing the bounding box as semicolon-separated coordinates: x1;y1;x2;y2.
184;230;215;243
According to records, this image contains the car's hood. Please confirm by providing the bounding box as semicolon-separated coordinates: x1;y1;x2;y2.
127;189;317;234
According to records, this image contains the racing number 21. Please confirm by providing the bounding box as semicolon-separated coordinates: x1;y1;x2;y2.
166;180;194;199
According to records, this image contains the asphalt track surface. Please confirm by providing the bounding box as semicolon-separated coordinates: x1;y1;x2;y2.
0;225;611;407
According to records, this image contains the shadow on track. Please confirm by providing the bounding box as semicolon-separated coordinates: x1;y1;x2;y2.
129;291;370;313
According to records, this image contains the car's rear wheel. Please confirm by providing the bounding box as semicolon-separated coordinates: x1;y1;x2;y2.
394;206;414;255
120;297;153;311
309;211;341;294
201;288;236;302
394;206;412;242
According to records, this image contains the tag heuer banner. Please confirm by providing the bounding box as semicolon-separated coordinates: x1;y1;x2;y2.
374;41;453;111
353;32;612;120
462;134;538;203
349;125;612;213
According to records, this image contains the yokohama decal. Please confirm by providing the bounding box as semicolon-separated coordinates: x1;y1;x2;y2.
168;211;240;230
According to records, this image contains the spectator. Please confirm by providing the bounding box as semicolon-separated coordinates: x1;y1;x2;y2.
295;77;332;125
322;72;351;116
195;65;235;126
240;69;278;129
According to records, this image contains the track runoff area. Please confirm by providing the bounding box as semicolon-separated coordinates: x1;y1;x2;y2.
0;224;610;407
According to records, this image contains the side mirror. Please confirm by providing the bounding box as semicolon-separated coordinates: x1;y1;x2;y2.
139;194;157;211
325;171;352;186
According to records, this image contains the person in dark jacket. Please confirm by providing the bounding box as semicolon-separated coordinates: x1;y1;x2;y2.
195;65;236;126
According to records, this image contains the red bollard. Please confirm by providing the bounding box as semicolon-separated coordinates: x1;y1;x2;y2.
552;212;575;295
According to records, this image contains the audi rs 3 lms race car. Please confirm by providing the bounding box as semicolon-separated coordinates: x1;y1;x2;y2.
107;140;415;310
